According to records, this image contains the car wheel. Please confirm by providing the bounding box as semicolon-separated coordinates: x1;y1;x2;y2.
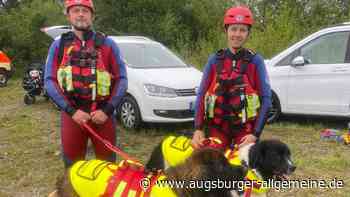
118;96;141;129
267;92;281;123
24;94;36;105
0;73;8;87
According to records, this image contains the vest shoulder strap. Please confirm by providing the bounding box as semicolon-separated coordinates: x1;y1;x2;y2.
239;48;256;74
215;49;225;75
58;31;75;65
94;31;106;48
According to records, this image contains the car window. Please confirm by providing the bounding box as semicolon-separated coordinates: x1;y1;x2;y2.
276;50;298;66
117;43;187;68
300;31;350;64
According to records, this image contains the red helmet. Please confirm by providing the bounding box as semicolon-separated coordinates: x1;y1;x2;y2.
224;6;254;26
65;0;94;13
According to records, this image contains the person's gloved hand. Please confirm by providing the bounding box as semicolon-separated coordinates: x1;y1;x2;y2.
90;110;108;125
191;129;205;149
72;109;91;125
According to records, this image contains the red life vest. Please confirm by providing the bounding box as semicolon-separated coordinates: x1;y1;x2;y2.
58;31;111;102
204;49;260;130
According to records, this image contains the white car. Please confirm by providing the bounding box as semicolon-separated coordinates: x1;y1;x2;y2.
43;26;202;129
266;23;350;122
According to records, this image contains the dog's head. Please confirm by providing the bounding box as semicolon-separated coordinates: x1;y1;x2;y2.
190;148;246;180
249;140;296;180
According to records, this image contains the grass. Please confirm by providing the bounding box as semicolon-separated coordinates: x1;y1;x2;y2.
0;79;349;197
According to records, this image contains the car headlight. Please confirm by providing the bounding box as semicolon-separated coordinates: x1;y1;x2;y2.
144;84;177;98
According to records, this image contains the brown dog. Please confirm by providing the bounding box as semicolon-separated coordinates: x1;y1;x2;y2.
49;148;246;197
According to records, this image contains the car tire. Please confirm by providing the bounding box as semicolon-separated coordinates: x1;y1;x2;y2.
267;92;281;123
24;94;36;105
117;96;142;129
0;72;8;87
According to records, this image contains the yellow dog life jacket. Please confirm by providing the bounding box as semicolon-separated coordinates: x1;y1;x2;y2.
224;149;269;194
70;160;176;197
161;136;223;167
162;136;194;167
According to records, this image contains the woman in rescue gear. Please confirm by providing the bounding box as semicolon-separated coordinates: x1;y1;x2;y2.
192;5;271;149
44;0;127;168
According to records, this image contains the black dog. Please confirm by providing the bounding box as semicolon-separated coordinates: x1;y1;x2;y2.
146;136;296;197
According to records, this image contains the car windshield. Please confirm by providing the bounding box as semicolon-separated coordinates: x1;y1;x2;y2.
117;43;187;68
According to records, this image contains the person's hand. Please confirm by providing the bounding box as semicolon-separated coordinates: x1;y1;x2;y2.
90;110;108;125
239;134;257;148
191;130;205;149
72;110;91;125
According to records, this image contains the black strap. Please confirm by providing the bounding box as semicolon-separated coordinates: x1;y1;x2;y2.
217;103;245;113
217;75;244;87
73;87;91;95
239;48;255;74
94;32;106;48
70;59;94;67
215;89;242;97
215;49;225;75
72;74;96;84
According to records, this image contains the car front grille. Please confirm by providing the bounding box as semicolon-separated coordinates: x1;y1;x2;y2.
154;109;194;119
175;88;196;97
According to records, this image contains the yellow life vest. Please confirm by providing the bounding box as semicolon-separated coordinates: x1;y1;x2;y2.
69;160;176;197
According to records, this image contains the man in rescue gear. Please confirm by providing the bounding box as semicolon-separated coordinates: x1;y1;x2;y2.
45;0;127;167
192;5;271;149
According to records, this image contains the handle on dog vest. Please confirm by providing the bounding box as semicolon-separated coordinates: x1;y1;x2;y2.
82;123;141;164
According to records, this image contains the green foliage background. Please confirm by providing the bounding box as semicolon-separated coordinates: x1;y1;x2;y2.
1;0;350;73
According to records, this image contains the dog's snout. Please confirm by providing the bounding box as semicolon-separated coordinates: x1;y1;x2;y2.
286;157;296;174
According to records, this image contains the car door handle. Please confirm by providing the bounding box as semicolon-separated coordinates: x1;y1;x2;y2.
332;67;348;72
332;68;348;72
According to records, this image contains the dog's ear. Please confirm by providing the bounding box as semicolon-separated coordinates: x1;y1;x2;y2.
145;143;164;171
249;143;264;169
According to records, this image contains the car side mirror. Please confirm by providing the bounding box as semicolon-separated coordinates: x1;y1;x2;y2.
291;56;306;66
